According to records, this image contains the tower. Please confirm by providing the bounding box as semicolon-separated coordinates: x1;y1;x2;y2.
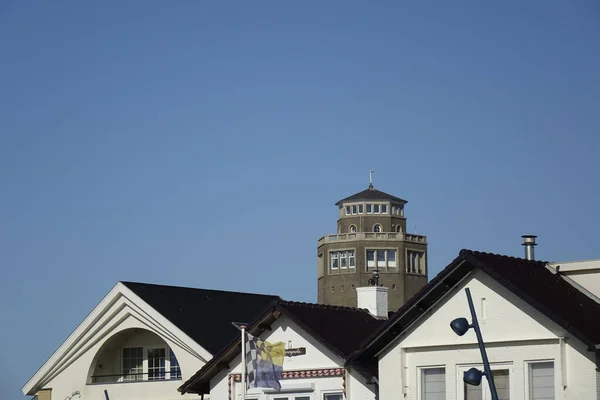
317;180;428;311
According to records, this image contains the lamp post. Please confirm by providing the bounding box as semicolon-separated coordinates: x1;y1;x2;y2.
450;288;499;400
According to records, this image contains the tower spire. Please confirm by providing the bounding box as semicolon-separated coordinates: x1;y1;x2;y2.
369;168;375;189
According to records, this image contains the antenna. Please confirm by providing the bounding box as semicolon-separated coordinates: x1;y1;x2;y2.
369;168;375;188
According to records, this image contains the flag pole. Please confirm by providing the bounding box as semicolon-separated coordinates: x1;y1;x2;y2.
241;325;247;399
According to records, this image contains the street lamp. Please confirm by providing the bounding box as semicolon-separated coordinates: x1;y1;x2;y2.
450;288;499;400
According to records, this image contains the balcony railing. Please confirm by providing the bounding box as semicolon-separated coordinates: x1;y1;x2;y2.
317;232;427;246
90;371;182;384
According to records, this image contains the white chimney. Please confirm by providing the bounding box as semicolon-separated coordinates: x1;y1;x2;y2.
357;286;389;318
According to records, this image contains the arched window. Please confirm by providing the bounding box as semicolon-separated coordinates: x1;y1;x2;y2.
349;225;357;233
396;225;402;233
373;224;382;233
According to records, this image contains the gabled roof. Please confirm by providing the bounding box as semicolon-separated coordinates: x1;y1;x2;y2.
350;249;600;368
122;282;281;355
179;300;385;395
22;281;281;395
335;185;407;206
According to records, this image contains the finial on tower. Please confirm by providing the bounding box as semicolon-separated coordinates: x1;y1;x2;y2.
369;168;375;189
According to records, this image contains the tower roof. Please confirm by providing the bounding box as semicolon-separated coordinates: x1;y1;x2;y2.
335;185;407;206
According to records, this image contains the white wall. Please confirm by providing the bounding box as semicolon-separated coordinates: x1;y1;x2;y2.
210;315;376;400
377;270;598;400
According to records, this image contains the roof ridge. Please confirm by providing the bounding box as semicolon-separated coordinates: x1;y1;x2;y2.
278;300;373;315
121;281;281;298
460;249;549;265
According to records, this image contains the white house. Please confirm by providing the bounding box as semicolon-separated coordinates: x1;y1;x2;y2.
22;281;280;400
179;296;387;400
349;249;600;400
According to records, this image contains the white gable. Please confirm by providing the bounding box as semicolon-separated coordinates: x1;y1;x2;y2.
210;314;376;400
399;269;567;350
377;269;599;400
22;282;211;400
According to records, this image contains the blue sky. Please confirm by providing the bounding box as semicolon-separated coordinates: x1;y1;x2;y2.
1;1;599;398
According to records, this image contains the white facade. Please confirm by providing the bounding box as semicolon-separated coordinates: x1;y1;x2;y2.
377;270;599;400
209;315;376;400
22;283;210;400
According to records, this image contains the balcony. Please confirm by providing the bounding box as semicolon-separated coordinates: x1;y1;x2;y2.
317;232;427;246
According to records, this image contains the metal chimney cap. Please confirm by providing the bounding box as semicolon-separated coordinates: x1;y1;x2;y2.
521;235;538;246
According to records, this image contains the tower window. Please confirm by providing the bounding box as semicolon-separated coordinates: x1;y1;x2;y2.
407;251;426;274
345;206;350;215
366;249;397;269
340;251;347;269
366;204;372;214
358;204;363;214
396;225;402;233
373;224;382;233
330;250;355;271
381;204;387;214
373;204;380;214
349;225;357;233
352;205;357;215
330;252;339;270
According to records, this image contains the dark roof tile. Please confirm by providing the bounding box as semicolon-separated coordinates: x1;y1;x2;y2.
122;281;280;354
335;185;407;206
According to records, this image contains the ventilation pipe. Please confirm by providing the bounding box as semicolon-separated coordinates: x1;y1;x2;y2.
521;235;537;260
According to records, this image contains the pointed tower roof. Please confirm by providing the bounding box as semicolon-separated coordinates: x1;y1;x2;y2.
334;185;407;206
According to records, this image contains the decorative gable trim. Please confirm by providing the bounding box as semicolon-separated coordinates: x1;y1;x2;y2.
22;282;212;396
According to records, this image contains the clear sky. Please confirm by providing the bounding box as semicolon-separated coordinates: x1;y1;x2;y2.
1;1;599;398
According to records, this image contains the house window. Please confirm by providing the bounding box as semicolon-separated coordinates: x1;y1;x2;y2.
330;250;355;271
366;204;373;214
170;350;182;380
366;249;397;269
529;362;554;400
373;224;382;233
464;368;510;400
148;348;166;380
349;225;357;233
358;204;363;214
407;251;425;274
120;347;181;382
122;347;143;382
421;367;445;400
324;394;343;400
273;395;312;400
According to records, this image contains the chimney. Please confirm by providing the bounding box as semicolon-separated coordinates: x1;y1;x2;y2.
356;270;389;318
521;235;537;260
